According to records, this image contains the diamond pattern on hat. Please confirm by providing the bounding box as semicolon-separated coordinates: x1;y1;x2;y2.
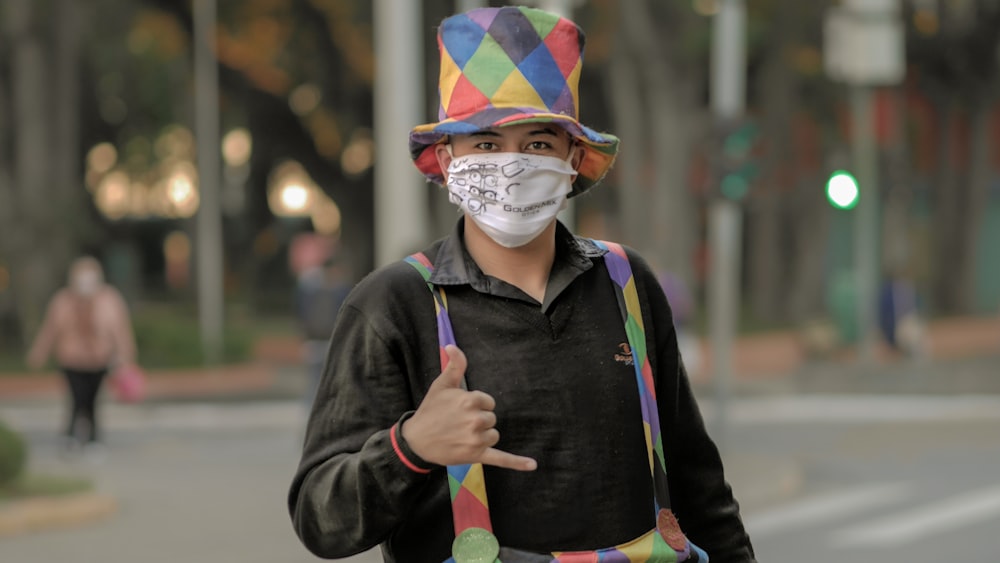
566;60;582;116
446;73;493;119
438;49;463;118
462;35;518;98
523;5;559;39
491;68;547;111
441;15;487;69
551;86;576;118
487;8;542;65
518;44;568;110
410;6;620;196
545;18;585;77
467;7;500;31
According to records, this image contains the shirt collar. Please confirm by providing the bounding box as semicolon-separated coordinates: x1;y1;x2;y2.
428;219;607;295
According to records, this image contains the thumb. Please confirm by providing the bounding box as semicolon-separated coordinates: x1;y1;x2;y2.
432;344;467;390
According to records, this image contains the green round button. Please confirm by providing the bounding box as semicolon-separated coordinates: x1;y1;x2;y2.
452;527;500;563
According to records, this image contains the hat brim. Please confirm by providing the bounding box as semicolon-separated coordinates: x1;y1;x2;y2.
409;108;619;197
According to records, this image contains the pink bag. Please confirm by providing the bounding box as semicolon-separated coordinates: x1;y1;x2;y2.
110;364;146;403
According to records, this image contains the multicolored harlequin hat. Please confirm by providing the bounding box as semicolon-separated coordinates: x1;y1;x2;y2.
409;6;619;197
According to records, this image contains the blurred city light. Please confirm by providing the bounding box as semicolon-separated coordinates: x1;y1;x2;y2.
95;171;131;220
340;129;375;176
166;166;200;218
289;83;322;116
280;184;310;213
155;125;195;161
310;194;342;236
268;161;315;217
87;142;118;175
222;128;253;168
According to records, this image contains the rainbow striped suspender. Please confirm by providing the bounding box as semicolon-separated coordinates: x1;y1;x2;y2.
404;241;707;562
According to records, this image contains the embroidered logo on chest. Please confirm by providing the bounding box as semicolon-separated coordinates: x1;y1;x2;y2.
614;342;634;366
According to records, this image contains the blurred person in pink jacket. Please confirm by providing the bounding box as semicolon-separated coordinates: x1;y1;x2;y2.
27;256;137;450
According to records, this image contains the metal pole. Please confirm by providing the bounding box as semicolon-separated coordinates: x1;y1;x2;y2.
708;199;742;445
374;0;427;267
708;0;746;448
194;0;224;364
457;0;485;12
852;85;879;365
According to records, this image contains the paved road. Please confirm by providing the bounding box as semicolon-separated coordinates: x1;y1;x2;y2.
725;398;1000;562
3;393;1000;562
1;401;380;563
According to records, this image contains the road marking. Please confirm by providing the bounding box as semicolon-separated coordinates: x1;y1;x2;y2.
744;482;913;538
832;484;1000;548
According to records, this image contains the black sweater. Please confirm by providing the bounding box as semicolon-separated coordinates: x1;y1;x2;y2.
288;221;755;562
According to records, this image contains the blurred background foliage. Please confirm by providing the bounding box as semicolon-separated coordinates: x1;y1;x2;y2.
1;0;999;368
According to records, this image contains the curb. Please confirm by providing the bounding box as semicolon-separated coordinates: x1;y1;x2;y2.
0;492;117;538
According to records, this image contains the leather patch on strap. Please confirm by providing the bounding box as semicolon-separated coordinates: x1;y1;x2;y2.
657;509;689;552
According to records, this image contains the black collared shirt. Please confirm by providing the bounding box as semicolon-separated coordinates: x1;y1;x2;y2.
289;220;755;562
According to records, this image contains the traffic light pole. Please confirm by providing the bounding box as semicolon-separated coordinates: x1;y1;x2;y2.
708;0;746;451
852;85;879;365
824;0;903;364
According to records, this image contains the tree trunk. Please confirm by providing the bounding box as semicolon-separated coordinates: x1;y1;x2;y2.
6;0;63;343
932;102;964;313
0;27;14;348
618;0;698;284
749;33;796;324
880;90;914;280
786;174;832;322
960;98;993;312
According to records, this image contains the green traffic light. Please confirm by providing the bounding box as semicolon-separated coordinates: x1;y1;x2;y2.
826;170;859;210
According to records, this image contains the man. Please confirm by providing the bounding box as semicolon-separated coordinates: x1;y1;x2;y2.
289;7;755;562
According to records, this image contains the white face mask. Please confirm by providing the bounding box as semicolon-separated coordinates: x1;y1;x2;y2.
72;270;101;296
445;149;576;248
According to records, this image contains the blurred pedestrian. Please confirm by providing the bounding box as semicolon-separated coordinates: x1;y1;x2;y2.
294;251;351;407
658;269;703;377
289;6;754;562
878;266;925;359
26;256;137;454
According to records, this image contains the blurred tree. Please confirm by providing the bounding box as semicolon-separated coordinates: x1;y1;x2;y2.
0;0;92;348
905;0;1000;313
605;0;710;287
143;0;376;301
746;0;834;325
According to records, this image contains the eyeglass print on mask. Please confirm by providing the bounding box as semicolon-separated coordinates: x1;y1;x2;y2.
445;150;576;248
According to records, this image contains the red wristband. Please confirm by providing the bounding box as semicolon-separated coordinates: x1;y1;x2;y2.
391;423;432;474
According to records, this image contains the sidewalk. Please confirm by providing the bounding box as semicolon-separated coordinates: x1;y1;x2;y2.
688;314;1000;386
1;314;997;402
0;337;301;402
